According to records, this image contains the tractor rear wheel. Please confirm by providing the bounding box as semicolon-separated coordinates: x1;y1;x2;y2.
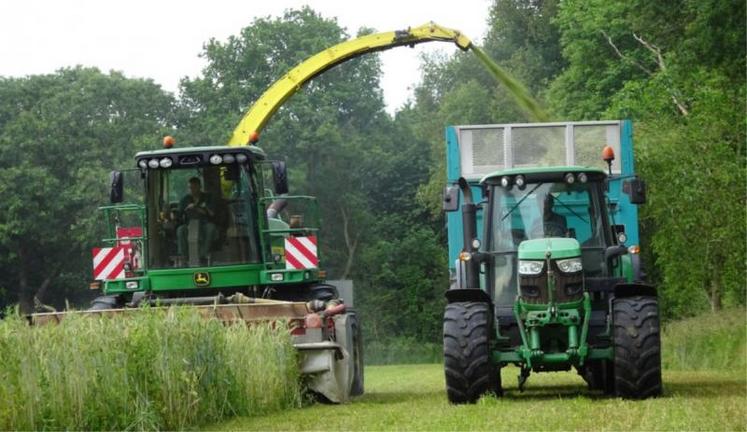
443;301;500;404
612;295;662;399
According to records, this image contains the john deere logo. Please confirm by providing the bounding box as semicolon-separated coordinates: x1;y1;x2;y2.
193;272;210;287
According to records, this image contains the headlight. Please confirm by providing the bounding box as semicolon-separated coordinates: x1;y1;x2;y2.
270;273;284;281
138;160;148;169
557;257;583;273
223;154;236;164
159;157;173;168
500;176;511;188
147;158;159;169
617;232;627;244
564;173;575;184
578;172;588;183
519;260;543;275
515;175;526;188
209;154;223;165
236;153;248;163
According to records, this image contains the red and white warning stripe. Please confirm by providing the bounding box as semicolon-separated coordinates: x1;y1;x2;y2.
284;236;318;270
92;247;126;281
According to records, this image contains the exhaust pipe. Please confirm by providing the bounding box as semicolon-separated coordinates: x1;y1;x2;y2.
457;178;480;290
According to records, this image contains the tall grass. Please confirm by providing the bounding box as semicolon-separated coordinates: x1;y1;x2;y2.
661;307;747;371
0;307;300;430
367;309;747;369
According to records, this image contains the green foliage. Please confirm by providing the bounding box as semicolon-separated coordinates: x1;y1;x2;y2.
0;68;175;311
0;308;300;430
356;226;449;348
661;308;747;371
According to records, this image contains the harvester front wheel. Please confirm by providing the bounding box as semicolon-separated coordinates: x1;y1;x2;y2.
443;301;500;404
89;295;123;311
612;295;662;399
349;310;364;396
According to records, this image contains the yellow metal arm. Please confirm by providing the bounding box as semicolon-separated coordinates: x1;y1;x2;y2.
228;22;472;146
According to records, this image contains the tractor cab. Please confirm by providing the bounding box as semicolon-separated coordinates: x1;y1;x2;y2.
482;167;617;309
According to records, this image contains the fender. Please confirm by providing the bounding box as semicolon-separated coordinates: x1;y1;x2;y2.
613;282;657;298
445;288;492;304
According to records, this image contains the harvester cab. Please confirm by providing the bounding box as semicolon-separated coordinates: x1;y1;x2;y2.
443;120;661;403
96;143;323;299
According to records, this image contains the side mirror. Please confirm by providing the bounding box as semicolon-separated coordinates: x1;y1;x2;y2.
442;185;459;212
624;177;647;205
271;161;289;195
110;171;123;203
604;244;627;261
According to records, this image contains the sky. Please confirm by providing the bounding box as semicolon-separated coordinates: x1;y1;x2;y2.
0;0;491;113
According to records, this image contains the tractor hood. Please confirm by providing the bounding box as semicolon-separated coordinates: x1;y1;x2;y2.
518;238;581;260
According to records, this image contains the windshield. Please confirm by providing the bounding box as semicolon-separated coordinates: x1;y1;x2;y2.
489;181;608;305
146;164;261;268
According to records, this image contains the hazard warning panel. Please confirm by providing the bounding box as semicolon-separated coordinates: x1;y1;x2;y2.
92;247;126;281
284;236;318;270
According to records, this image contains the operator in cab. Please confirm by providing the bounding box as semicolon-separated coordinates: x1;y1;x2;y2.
532;193;567;238
176;176;218;266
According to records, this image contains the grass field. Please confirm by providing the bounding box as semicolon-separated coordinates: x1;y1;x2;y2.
0;309;300;431
212;309;747;431
211;364;746;431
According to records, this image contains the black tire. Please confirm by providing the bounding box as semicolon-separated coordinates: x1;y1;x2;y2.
443;301;501;404
89;295;123;311
612;295;663;399
349;311;365;396
583;360;614;394
309;284;339;302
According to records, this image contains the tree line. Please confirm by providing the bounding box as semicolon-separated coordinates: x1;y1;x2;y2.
0;2;743;351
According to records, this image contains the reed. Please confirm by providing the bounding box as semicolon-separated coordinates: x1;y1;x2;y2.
0;307;301;430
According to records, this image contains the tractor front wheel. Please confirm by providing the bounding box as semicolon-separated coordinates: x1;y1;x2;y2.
612;295;662;399
89;295;123;311
443;301;500;404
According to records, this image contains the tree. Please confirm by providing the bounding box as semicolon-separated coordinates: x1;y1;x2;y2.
0;67;174;312
549;0;746;315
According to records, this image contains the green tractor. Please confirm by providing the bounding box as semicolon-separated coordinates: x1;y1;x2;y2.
442;121;661;402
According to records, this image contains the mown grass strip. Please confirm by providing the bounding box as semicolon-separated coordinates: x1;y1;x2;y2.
0;307;301;430
212;364;747;431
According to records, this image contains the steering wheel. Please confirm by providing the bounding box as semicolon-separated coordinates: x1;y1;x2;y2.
530;220;566;238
